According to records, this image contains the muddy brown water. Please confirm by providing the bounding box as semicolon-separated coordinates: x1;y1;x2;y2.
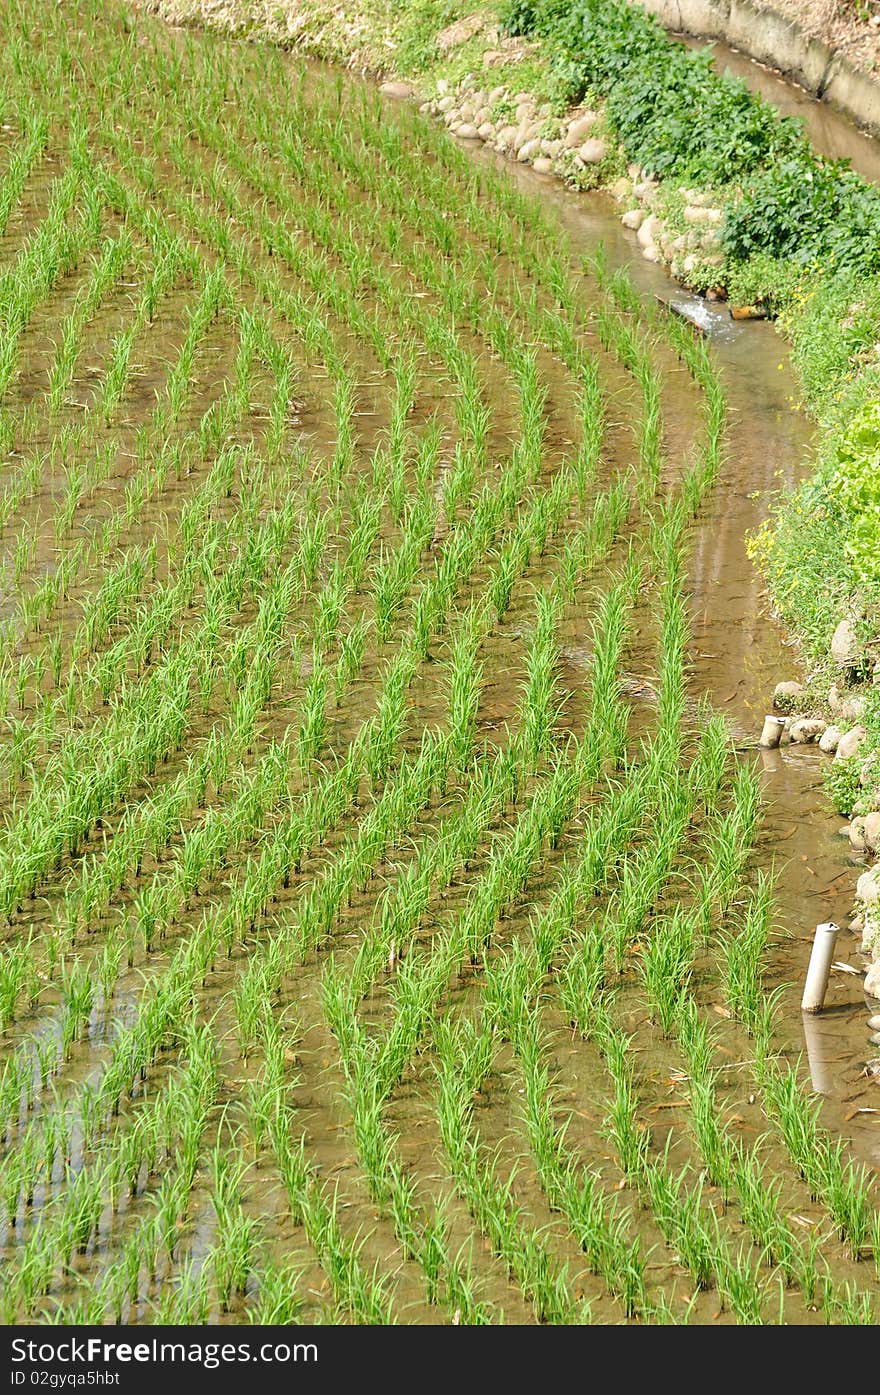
462;143;880;1166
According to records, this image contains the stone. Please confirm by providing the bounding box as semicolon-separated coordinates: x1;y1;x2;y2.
730;305;767;321
849;818;868;852
437;95;455;113
518;139;541;162
379;80;415;99
831;616;860;667
541;138;563;156
610;177;631;200
856;866;880;906
840;695;867;722
488;86;506;104
436;13;485;54
684;205;722;225
641;243;660;263
836;725;867;761
827;682;842;714
578;138;607;164
621;209;644;231
864;959;880;999
477;122;495;140
863;812;880;854
494;125;517;151
819;725;843;754
681;253;698;275
514;123;540;151
868;1014;880;1032
565;112;599;147
789;718;826;744
457;102;475;123
636;215;658;248
772;680;804;710
455;123;479;140
532;157;553;174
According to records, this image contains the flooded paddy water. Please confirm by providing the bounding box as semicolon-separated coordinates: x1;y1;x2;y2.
0;0;876;1325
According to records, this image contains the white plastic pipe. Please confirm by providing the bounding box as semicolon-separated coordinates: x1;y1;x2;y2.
801;922;839;1014
759;715;786;749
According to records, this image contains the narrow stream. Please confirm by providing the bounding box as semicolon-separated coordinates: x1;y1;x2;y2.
463;112;880;1164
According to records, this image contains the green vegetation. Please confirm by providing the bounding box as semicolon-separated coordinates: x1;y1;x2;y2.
0;0;874;1327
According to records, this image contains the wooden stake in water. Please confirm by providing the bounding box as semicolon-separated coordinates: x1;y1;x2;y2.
801;922;839;1014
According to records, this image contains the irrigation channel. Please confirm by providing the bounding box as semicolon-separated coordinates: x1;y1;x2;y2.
0;0;877;1325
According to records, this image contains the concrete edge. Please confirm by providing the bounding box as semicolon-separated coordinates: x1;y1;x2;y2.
634;0;880;137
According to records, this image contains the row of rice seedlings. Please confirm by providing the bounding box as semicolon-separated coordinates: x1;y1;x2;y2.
144;72;621;461
0;269;557;1132
46;229;138;414
254;1016;397;1324
314;300;661;1311
0;243;223;702
0;1016;219;1318
0;397;395;1044
0;111;50;241
476;540;739;1317
364;578;635;1107
0;160;98;426
434;1015;590;1324
0;454;302;930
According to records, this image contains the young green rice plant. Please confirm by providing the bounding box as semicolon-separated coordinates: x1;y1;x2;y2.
821;1280;875;1326
641;1154;719;1293
247;1262;304;1324
519;587;564;766
445;603;485;772
150;1257;212;1326
639;908;695;1039
719;873;773;1034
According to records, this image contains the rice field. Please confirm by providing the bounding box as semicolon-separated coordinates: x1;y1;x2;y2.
0;0;875;1327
